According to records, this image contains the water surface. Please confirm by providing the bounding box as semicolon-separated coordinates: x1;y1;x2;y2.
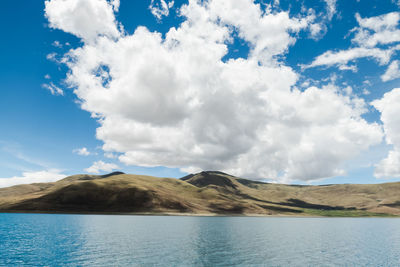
1;213;399;266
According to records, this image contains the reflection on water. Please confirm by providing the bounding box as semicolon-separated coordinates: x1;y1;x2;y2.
1;214;400;266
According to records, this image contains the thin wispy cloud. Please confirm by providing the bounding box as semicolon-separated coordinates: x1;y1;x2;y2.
42;82;64;96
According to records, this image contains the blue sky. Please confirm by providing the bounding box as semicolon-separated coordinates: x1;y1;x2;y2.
0;0;400;187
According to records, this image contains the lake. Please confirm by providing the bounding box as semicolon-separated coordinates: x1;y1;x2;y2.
1;213;399;266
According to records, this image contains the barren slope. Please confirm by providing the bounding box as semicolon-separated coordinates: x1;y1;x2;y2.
0;171;399;216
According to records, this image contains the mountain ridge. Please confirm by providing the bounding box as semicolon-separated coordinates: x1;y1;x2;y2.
1;171;399;216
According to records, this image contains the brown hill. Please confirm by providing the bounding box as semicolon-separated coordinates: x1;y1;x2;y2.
0;171;399;216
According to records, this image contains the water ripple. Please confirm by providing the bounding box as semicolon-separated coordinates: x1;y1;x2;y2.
1;214;400;266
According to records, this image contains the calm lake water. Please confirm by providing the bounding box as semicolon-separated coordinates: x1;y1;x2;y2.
1;213;400;266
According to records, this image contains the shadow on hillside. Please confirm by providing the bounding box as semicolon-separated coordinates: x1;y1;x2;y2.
8;181;190;213
238;193;356;211
257;204;303;213
208;203;245;213
381;201;400;208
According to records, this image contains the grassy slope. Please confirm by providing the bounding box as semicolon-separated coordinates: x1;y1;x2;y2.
0;171;399;216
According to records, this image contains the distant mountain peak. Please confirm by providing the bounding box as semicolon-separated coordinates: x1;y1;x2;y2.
180;171;238;189
181;170;235;180
1;172;400;216
100;171;125;178
201;171;234;177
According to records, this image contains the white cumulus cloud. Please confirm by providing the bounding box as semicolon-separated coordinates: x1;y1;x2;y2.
44;0;121;43
372;88;400;178
45;0;384;182
307;12;400;70
381;60;400;82
85;160;119;174
73;147;91;156
306;0;337;40
149;0;174;20
0;170;66;188
353;12;400;47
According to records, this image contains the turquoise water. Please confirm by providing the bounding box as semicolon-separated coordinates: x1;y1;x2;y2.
1;214;400;266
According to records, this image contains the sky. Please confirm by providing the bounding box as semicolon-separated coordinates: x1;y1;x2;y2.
0;0;400;187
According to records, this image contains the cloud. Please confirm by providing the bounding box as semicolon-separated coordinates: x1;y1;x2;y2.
204;0;310;62
109;0;120;11
104;152;117;159
324;0;337;21
46;52;57;61
45;0;383;182
381;60;400;81
73;147;91;156
353;12;400;47
44;0;121;43
309;22;323;39
306;0;337;40
85;160;119;174
149;0;174;21
306;47;392;69
0;170;66;188
374;150;400;179
52;40;62;48
0;143;52;170
372;88;400;178
307;12;400;70
42;82;64;96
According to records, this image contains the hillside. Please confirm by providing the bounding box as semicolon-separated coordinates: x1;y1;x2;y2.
1;171;400;216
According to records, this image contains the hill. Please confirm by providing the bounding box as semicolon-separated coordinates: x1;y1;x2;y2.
1;171;399;216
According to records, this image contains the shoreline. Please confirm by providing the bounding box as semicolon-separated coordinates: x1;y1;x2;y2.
0;210;398;218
